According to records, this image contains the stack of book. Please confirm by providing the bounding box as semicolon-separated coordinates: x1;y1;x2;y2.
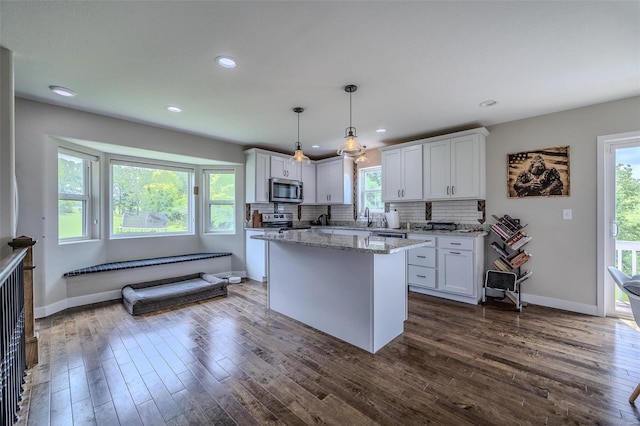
492;250;532;271
490;214;532;249
516;270;533;284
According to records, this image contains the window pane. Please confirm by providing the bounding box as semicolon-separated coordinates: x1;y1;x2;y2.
59;200;85;238
112;163;190;235
209;172;235;200
58;153;85;195
209;205;235;232
365;192;383;210
364;169;381;190
207;171;235;233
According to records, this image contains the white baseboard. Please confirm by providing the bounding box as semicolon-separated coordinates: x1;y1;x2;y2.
35;289;122;318
35;270;249;318
520;292;598;316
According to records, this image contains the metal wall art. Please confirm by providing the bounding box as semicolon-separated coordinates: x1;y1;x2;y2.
507;146;570;198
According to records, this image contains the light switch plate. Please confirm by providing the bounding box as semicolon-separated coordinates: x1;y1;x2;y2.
563;209;572;220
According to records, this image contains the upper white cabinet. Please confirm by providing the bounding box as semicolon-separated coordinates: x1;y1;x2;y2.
381;144;423;202
245;149;271;203
316;157;354;204
423;129;487;200
270;155;301;181
300;162;316;205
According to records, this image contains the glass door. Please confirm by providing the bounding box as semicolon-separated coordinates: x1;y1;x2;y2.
600;132;640;317
612;145;640;314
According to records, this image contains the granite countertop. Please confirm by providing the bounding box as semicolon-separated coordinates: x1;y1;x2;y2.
250;229;432;254
245;225;487;238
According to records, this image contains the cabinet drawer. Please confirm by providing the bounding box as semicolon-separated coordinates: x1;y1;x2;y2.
408;265;436;288
438;237;473;251
408;247;436;267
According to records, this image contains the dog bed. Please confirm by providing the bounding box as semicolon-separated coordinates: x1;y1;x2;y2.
121;272;227;315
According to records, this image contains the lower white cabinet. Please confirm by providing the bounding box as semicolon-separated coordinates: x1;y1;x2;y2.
407;234;485;304
407;235;436;289
246;229;280;282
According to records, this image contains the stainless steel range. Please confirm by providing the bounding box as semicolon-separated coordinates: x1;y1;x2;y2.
261;213;310;231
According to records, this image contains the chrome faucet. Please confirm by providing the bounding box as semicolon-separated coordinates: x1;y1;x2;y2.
365;207;373;227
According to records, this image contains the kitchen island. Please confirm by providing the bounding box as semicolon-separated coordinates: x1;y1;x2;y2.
251;230;430;353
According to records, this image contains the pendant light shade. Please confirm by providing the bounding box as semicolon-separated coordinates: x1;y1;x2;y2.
354;146;368;164
337;84;365;158
289;107;311;165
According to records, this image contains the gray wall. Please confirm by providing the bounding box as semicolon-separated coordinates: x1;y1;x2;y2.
486;96;640;312
13;95;640;316
14;98;246;315
0;47;16;257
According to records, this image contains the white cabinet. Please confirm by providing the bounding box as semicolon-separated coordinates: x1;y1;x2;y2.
245;229;269;282
316;157;353;204
270;155;301;181
423;130;487;200
300;162;316;205
245;149;271;203
407;235;436;289
407;234;485;305
381;145;423;202
438;238;474;296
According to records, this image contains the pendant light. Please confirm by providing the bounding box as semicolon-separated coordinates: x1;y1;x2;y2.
289;107;311;165
337;84;365;158
354;146;368;164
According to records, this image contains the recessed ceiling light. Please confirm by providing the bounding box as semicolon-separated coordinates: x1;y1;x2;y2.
49;85;76;97
166;105;182;113
215;56;237;69
479;99;498;108
376;128;387;133
311;145;320;149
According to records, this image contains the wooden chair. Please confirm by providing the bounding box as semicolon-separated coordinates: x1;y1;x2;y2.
607;266;640;404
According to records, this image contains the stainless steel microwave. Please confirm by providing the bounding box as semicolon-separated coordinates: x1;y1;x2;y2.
269;178;303;203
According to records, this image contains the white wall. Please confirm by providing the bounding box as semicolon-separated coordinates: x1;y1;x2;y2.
15;98;246;315
485;96;640;313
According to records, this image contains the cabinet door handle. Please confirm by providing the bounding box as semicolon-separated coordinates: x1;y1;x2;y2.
450;242;462;245
450;251;461;255
397;189;401;197
417;275;426;278
416;255;426;258
402;189;405;197
446;186;450;195
451;185;454;195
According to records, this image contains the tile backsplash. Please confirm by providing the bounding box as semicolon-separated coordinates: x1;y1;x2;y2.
246;199;485;227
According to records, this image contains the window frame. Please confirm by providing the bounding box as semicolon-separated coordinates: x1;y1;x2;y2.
358;165;383;215
109;158;195;239
58;147;99;243
204;168;237;235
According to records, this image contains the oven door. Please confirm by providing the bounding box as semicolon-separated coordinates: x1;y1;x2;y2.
270;178;303;203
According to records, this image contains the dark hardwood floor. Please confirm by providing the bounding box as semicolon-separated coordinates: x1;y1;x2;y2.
14;280;640;425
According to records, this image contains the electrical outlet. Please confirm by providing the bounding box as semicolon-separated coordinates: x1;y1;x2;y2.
563;209;572;220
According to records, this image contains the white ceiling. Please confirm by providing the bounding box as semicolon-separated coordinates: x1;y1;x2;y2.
1;1;639;158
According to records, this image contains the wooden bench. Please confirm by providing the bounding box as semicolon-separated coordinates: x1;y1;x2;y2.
63;253;232;277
